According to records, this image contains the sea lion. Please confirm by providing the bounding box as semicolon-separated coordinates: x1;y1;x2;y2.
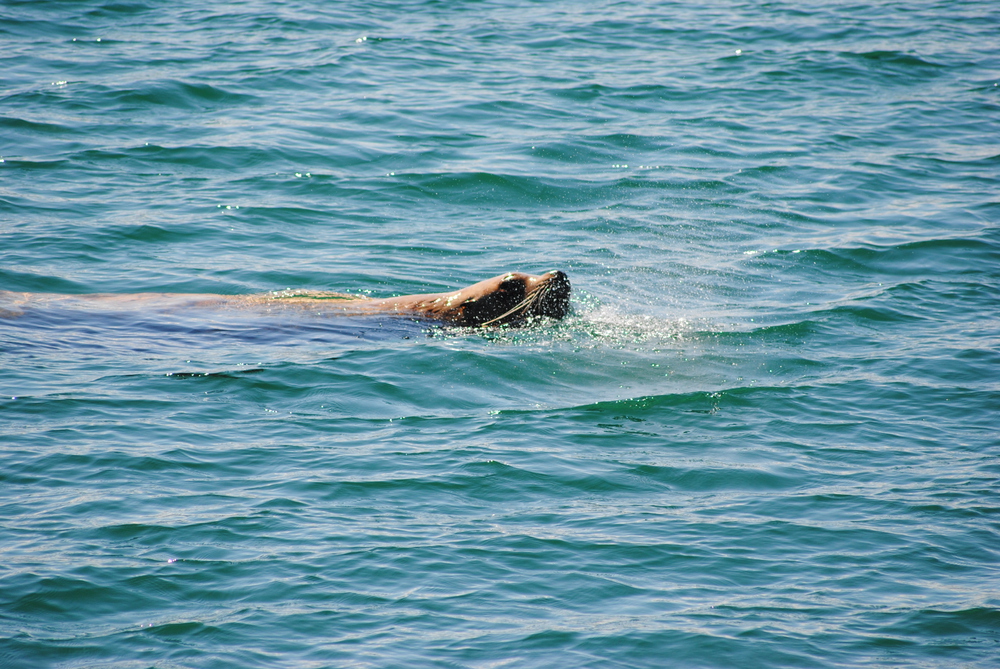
0;270;572;327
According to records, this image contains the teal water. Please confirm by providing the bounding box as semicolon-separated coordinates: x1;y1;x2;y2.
2;1;999;667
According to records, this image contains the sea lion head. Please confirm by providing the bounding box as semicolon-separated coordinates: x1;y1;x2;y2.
447;270;571;327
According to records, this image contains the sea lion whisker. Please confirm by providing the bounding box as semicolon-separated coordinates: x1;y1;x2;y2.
478;298;535;326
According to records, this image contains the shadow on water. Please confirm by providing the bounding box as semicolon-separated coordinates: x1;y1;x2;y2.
0;299;430;356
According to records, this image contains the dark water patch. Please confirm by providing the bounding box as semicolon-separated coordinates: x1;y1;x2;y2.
313;462;628;506
0;13;83;40
2;395;185;425
3;575;141;621
553;388;793;419
899;607;1000;637
847;50;945;71
822;303;926;326
0;117;80;138
101;222;209;244
863;280;1000;323
87;2;154;17
379;170;613;209
76;144;276;171
746;239;1000;280
0;270;87;294
0;157;72;172
104;80;257;110
738;319;824;341
627;463;796;493
917;148;1000;169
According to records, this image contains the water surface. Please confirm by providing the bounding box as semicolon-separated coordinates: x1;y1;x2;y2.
2;1;999;667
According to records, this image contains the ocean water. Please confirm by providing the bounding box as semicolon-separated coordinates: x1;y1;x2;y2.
2;0;999;667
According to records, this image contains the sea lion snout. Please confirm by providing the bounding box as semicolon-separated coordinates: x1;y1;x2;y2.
534;270;571;321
